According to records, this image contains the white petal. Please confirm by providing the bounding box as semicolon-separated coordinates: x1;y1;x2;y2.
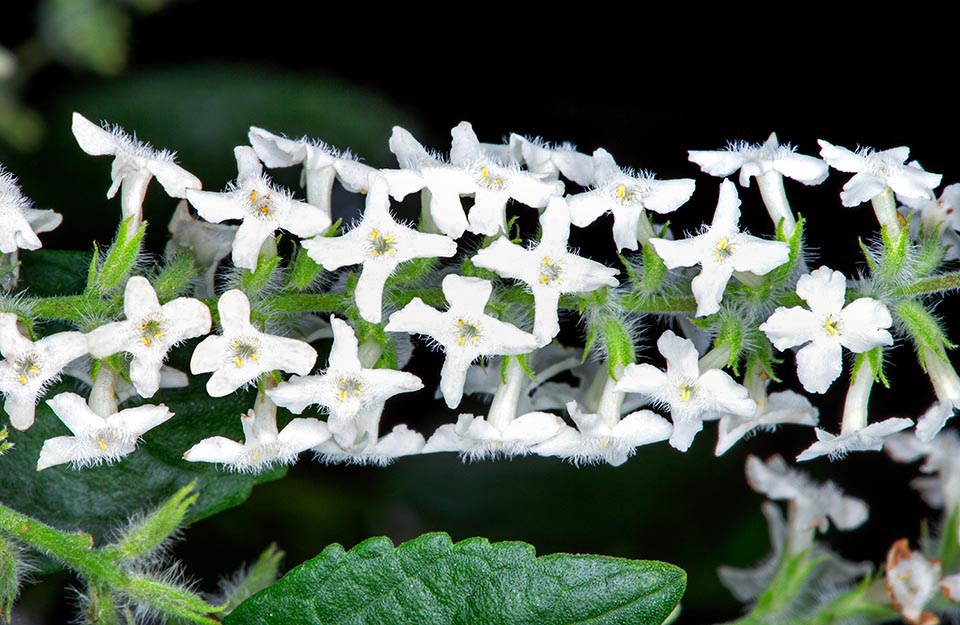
611;205;642;251
642;178;696;214
669;414;704;452
817;140;862;173
37;436;81;471
840;172;886;207
759;306;821;350
277;417;331;452
711;180;742;232
688;150;746;178
616;363;669;397
328;317;362;371
690;263;734;317
729;237;789;275
613;410;673;446
71;113;117;156
648;237;702;270
795;339;843;394
774;152;829;185
147;159;201;199
234;146;263;183
248;127;306;168
183;436;247;464
187;189;243;223
46;392;105;435
840;298;893;352
442;274;493;314
111;403;174;437
796;266;846;315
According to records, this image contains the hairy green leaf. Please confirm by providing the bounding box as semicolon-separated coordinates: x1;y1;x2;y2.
226;533;685;625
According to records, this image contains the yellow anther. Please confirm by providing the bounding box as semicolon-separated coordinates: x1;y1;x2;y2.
18;375;26;385
598;439;608;449
371;229;380;240
98;439;107;451
142;337;152;347
825;316;840;335
249;190;258;203
337;389;348;401
457;319;465;326
480;166;489;179
252;451;262;461
28;366;38;374
360;188;367;195
234;356;244;368
457;336;466;346
616;184;627;198
539;275;550;284
679;383;694;402
259;205;271;216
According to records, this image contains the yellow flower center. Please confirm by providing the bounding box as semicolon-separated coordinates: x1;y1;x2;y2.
714;238;734;262
478;165;505;190
679;382;695;402
824;315;840;335
539;257;561;284
336;376;364;401
14;354;41;386
369;229;396;257
139;318;164;347
455;318;482;346
249;189;274;219
231;339;259;368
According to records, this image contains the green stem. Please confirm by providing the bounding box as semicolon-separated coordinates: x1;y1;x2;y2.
895;271;960;297
622;294;698;315
30;295;118;324
269;292;349;313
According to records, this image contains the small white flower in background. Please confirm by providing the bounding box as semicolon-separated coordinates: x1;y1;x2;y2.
533;400;672;467
0;314;88;430
885;539;948;625
568;148;696;251
388;123;564;238
797;418;913;462
86;277;211;398
247;127;377;216
71;113;201;229
715;371;819;456
0;166;63;254
183;406;330;473
616;329;755;452
688;133;829;188
718;501;871;602
886;431;960;513
267;316;422;447
759;266;893;394
36;392;173;470
899;183;960;259
818;140;942;207
915;345;960;441
650;180;789;317
423;357;566;460
315;423;425;467
190;290;317;397
385;274;541;409
64;360;188;404
166;200;238;297
301;174;457;323
471;197;619;344
508;135;596;186
186;146;331;270
745;454;868;534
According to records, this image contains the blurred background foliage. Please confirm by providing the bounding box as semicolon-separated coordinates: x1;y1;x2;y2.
0;2;956;623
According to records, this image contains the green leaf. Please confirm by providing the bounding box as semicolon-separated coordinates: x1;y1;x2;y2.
21;250;92;296
225;533;686;625
0;381;283;548
286;246;323;292
220;544;285;615
895;299;955;364
102;482;198;562
640;244;668;294
0;535;21;622
92;218;146;294
939;507;960;573
602;317;636;377
152;249;200;302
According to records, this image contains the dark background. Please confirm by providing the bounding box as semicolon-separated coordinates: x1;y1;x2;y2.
1;3;956;622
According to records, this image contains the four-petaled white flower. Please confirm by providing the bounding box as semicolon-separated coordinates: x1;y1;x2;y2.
37;392;174;470
165;200;238;297
190;290;317;397
885;539;951;625
248;127;377;218
533;400;672;467
184;407;330;473
650;180;789;317
745;454;869;533
385;274;540;408
423;357;566;460
818;140;942;207
508;135;596;186
86;277;211;398
0;166;63;254
71;113;201;227
616;329;755;452
186;146;330;270
567;148;695;251
267;316;422;446
759;266;893;394
716;388;819;456
388;123;564;238
301;174;457;323
886;431;960;513
797;417;913;462
688;133;829;188
0;315;88;430
471;197;619;344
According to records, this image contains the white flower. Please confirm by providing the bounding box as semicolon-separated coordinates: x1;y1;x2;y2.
885;539;943;625
915;345;960;441
388;123;563;238
0;166;63;254
886;430;960;512
471;197;619;343
716;389;818;456
189;290;317;397
186;146;330;270
384;274;540;408
533;400;671;467
650;180;789;316
818;140;942;207
508;135;596;186
248;127;377;216
86;277;211;398
71;113;201;227
567;148;695;251
37;392;173;470
797;418;913;462
267;316;422;447
183;407;330;473
315;424;425;467
900;183;960;259
64;359;188;404
688;133;829;188
745;454;868;533
423;357;566;460
718;501;871;602
165;200;237;297
759;266;893;393
301;174;457;323
616;329;755;452
0;315;88;430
